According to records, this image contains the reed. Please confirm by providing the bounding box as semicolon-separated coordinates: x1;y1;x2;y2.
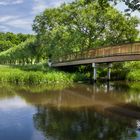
0;65;74;85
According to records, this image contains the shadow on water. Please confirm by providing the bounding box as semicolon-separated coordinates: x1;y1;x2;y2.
0;81;140;140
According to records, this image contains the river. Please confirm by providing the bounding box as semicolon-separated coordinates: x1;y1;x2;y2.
0;82;140;140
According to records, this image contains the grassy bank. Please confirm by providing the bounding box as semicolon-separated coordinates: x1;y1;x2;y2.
0;65;75;85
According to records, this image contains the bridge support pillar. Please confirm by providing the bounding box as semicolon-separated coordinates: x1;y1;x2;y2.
107;63;112;81
92;63;97;82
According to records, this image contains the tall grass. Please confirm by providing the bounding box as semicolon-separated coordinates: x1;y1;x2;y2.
0;65;74;85
11;63;50;72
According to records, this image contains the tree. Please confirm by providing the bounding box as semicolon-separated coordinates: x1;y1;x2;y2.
32;0;139;60
112;0;140;12
84;0;140;12
0;37;37;65
0;41;15;52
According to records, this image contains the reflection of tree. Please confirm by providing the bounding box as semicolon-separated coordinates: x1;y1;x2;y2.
33;106;138;140
111;82;140;105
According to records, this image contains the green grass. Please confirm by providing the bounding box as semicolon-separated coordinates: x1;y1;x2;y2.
11;63;50;72
0;65;74;85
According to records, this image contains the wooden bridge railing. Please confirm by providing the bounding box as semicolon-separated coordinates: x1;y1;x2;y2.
52;42;140;63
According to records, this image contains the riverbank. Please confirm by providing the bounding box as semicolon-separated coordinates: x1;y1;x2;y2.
0;62;139;86
0;65;76;85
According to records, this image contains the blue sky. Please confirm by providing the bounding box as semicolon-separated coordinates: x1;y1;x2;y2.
0;0;139;34
0;0;73;34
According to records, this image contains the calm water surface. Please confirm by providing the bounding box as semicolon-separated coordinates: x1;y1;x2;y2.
0;82;140;140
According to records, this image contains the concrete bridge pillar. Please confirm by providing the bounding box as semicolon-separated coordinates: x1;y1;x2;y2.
91;63;112;82
92;63;97;82
107;63;112;81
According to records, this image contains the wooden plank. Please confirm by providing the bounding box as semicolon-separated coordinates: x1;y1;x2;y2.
52;54;140;67
52;42;140;67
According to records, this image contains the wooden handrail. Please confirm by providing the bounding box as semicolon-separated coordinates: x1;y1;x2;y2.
52;42;140;63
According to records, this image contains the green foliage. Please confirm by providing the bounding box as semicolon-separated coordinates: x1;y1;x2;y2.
71;73;87;82
0;66;74;85
111;61;140;81
32;0;139;60
83;0;140;12
14;63;49;72
112;0;140;12
0;0;139;67
127;69;140;81
124;61;140;81
0;0;139;82
0;32;36;66
0;40;15;52
0;37;37;64
0;32;33;44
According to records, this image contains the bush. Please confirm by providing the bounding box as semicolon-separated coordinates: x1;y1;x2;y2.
127;69;140;81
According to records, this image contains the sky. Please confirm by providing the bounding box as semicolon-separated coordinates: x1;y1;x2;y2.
0;0;139;34
0;0;74;34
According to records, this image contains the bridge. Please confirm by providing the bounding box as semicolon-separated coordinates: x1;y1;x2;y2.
51;42;140;81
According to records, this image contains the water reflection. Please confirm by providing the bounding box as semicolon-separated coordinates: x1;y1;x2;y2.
33;106;138;140
0;82;139;140
0;97;45;140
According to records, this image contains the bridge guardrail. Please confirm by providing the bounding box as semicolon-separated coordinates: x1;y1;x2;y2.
52;42;140;63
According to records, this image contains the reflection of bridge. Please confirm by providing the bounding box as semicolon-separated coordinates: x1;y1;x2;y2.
52;42;140;81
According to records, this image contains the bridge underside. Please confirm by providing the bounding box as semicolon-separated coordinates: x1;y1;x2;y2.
52;54;140;67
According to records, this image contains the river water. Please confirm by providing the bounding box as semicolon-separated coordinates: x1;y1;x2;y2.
0;82;140;140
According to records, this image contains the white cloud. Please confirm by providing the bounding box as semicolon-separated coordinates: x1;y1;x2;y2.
0;15;18;22
0;0;74;33
0;97;28;110
0;0;23;6
0;15;33;33
137;25;140;32
32;0;48;14
32;0;74;14
6;17;33;30
0;25;9;32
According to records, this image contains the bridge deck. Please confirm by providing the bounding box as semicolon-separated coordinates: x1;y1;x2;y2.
52;42;140;67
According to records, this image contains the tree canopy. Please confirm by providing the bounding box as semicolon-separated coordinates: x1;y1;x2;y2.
0;32;33;53
32;0;139;60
